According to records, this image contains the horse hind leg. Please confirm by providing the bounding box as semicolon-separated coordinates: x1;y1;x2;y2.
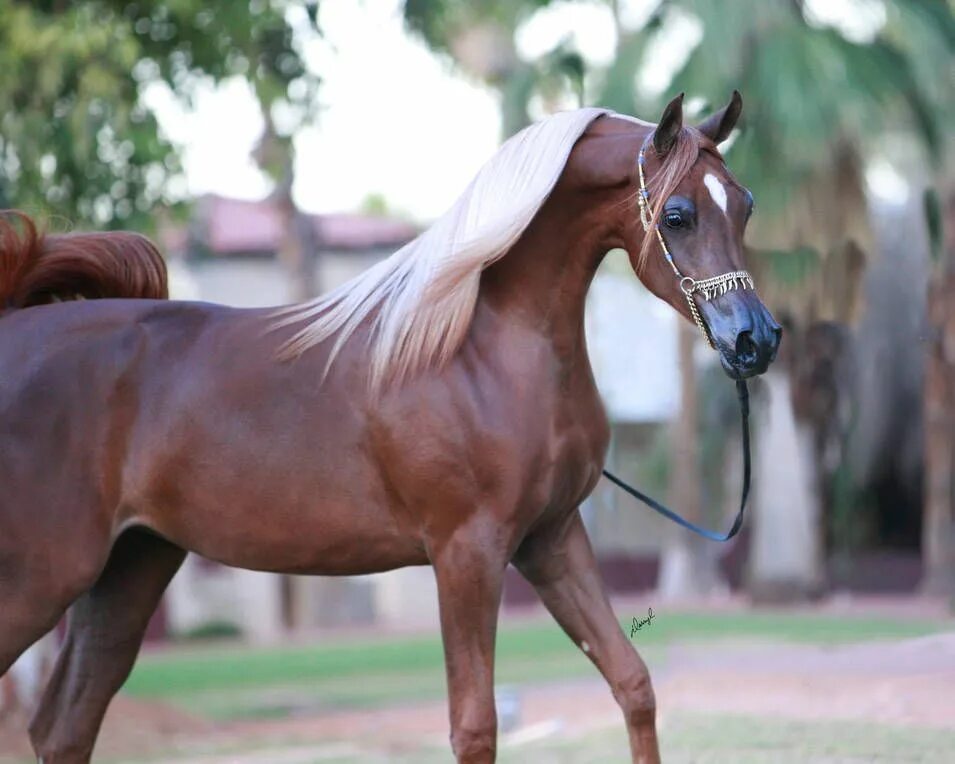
0;544;101;682
29;527;186;764
0;603;63;725
0;588;63;686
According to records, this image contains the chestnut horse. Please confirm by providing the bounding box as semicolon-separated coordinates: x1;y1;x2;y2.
0;93;779;763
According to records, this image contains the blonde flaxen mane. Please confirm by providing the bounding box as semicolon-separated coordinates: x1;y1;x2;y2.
274;108;609;390
274;107;705;392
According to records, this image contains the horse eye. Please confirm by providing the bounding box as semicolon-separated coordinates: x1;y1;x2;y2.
663;211;684;229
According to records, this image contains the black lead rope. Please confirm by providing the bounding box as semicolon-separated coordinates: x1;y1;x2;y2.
601;379;751;542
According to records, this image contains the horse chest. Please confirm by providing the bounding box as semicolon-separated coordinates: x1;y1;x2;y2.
521;381;610;519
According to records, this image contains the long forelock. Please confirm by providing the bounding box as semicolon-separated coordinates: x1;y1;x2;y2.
636;127;721;271
271;107;611;393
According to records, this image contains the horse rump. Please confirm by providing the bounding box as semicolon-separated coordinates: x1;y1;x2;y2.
0;210;168;309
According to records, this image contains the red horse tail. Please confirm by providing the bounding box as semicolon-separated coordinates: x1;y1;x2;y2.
0;210;168;309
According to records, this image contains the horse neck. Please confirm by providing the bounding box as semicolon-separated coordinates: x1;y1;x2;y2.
476;188;618;364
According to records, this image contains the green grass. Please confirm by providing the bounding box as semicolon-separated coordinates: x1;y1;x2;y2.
124;623;611;719
619;609;947;644
123;611;948;720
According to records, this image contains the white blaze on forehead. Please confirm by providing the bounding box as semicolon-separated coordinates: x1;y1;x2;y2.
703;173;728;215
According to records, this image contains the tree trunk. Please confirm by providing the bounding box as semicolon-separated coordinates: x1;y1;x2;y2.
921;192;955;597
274;156;320;303
657;322;726;599
748;370;824;601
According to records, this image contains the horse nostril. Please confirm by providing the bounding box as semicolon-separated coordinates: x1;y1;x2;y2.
736;330;758;367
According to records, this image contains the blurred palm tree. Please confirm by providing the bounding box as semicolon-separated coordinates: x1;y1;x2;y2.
596;0;953;598
923;160;955;598
601;0;949;289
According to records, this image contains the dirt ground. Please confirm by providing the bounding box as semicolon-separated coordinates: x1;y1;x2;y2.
3;625;954;763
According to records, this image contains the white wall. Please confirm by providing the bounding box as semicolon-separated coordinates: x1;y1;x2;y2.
169;251;385;307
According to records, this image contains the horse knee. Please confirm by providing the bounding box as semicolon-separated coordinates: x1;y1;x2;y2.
451;723;497;763
614;668;656;727
450;706;497;763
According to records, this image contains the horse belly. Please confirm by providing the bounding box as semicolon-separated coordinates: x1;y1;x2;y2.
128;445;429;574
199;524;428;576
126;411;428;575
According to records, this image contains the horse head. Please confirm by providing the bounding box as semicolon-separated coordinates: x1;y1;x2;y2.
569;92;781;379
637;92;781;377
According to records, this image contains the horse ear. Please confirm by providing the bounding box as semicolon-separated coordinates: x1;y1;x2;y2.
697;90;742;145
653;92;684;156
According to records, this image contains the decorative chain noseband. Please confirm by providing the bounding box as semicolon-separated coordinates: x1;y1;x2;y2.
636;140;755;349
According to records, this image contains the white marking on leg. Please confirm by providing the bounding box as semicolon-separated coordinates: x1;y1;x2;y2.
581;640;590;653
704;173;728;215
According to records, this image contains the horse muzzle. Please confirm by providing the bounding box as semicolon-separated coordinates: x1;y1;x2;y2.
701;291;782;379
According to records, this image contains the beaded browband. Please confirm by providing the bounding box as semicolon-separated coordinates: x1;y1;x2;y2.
636;139;755;349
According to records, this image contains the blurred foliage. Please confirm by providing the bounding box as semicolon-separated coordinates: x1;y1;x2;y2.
404;0;586;136
598;0;954;265
0;0;319;229
923;187;943;262
174;619;243;642
629;423;670;504
406;0;953;305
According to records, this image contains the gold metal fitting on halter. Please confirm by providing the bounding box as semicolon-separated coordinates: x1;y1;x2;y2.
685;271;755;301
637;141;756;350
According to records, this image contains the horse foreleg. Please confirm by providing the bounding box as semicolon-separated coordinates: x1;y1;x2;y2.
432;520;508;764
514;511;660;764
29;528;185;764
